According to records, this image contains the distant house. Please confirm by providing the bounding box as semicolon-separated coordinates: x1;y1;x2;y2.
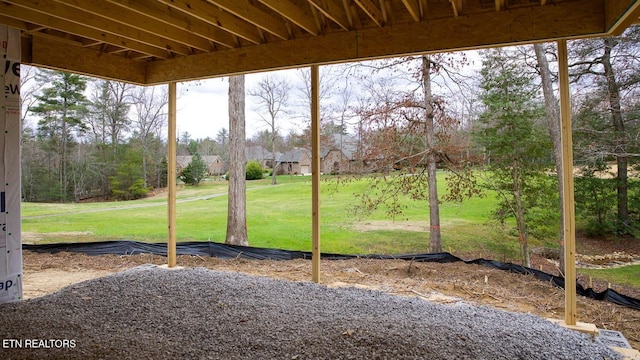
320;134;364;174
176;155;226;176
276;148;311;175
245;145;276;168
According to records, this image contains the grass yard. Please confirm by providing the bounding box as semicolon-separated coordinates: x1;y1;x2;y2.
22;172;542;258
578;265;640;288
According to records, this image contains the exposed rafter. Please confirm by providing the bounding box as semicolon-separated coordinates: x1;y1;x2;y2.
354;0;385;26
0;0;637;85
450;0;463;17
259;0;319;36
0;2;171;59
402;0;421;21
5;0;187;55
308;0;351;31
206;0;290;40
106;0;237;49
57;0;212;52
157;0;262;45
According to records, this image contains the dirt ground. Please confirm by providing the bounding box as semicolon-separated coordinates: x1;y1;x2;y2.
20;244;640;350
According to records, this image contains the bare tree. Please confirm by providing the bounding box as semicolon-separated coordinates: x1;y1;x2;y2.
422;55;442;253
249;74;291;184
131;85;168;188
226;75;249;246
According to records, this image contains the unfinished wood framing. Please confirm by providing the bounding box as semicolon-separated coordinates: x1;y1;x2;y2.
311;65;321;283
2;0;638;85
558;39;576;326
167;82;178;268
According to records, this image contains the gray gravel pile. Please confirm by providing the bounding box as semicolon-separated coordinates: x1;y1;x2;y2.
1;266;621;359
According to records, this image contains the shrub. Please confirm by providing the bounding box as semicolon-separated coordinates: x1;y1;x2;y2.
224;161;264;181
246;161;263;180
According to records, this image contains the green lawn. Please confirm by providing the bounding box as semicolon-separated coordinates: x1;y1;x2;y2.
22;173;534;258
578;266;640;288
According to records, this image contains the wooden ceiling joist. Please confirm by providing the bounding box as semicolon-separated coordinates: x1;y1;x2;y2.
308;0;351;31
402;0;422;22
105;0;236;49
0;2;172;59
0;0;638;85
56;0;213;53
144;0;606;84
5;0;188;55
157;0;262;45
450;0;463;16
206;0;290;40
354;0;385;26
259;0;319;36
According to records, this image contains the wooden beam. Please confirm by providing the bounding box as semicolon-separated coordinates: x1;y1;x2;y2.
558;39;576;326
145;0;606;84
27;35;146;84
450;0;464;16
259;0;319;35
605;0;640;35
495;0;505;11
0;2;171;59
0;15;27;30
57;0;212;52
167;82;177;268
402;0;421;22
6;0;190;55
311;64;321;284
157;0;261;45
107;0;236;48
206;0;290;40
354;0;384;26
308;0;351;31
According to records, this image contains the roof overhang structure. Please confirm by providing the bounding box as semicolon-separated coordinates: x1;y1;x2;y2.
0;0;639;85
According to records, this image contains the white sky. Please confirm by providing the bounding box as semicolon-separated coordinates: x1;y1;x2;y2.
175;68;303;140
22;50;485;142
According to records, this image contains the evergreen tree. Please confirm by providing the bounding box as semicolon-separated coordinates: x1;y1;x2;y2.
474;48;552;267
179;152;208;186
31;70;88;201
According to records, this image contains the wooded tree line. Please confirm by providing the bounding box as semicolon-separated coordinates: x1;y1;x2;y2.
347;26;640;265
20;26;640;257
21;69;170;202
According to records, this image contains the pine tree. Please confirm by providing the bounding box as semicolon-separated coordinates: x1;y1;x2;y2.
475;48;552;267
31;70;88;201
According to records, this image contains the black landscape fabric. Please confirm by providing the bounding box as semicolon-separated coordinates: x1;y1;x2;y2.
22;240;640;311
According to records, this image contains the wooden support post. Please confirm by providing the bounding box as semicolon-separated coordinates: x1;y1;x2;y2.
167;82;177;268
558;40;576;326
311;65;321;283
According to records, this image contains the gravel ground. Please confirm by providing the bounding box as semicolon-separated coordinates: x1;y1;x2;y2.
0;265;621;360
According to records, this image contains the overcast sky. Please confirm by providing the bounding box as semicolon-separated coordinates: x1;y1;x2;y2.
22;50;484;142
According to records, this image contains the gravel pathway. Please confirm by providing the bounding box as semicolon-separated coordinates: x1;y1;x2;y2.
0;266;621;359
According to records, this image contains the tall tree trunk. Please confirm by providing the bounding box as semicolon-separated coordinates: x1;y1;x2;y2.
271;125;277;185
226;75;249;246
422;56;442;253
534;43;565;272
513;162;530;267
602;38;629;231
